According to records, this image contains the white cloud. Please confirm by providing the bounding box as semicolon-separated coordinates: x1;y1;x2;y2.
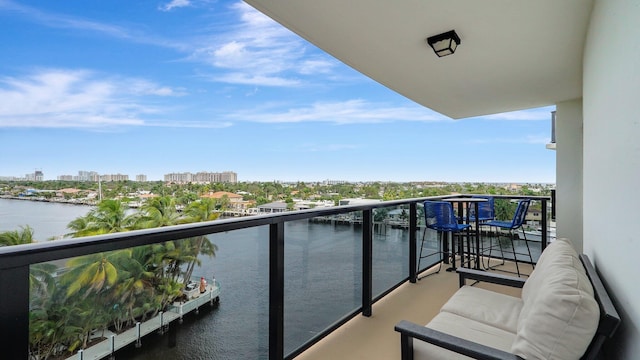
0;69;185;129
2;0;340;87
214;73;300;87
143;120;233;129
159;0;191;12
299;143;361;152
228;99;446;124
0;1;131;38
298;59;337;75
0;0;187;51
193;2;338;87
127;79;187;96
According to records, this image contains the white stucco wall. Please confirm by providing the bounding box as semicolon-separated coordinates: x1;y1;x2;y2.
583;0;640;357
555;100;583;252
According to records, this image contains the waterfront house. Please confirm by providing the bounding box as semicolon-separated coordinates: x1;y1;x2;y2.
202;190;255;212
258;201;289;213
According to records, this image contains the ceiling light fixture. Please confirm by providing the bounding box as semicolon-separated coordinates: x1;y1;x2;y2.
426;30;461;57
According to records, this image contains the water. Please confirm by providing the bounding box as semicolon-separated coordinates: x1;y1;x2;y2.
2;199;417;359
0;198;91;240
119;220;412;359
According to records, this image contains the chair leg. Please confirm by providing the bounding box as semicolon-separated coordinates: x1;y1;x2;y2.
450;232;456;270
520;229;535;269
417;228;443;280
417;227;426;271
497;230;505;265
484;226;505;270
483;226;493;270
509;231;521;277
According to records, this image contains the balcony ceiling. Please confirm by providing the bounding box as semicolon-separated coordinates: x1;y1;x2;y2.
244;0;594;119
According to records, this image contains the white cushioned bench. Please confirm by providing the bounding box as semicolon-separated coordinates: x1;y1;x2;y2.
395;238;620;360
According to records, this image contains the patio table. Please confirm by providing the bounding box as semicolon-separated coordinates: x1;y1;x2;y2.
443;197;487;270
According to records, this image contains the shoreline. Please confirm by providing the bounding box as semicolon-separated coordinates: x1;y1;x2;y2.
0;195;96;206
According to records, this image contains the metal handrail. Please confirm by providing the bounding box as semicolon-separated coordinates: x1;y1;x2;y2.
0;196;442;268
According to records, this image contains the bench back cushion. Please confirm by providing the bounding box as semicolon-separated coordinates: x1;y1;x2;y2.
512;239;600;359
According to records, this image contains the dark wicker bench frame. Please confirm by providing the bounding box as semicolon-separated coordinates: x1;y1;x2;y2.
395;254;620;360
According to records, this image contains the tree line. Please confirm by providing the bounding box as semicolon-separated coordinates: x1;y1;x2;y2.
1;179;553;208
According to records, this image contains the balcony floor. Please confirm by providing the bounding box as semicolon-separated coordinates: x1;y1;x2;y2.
296;259;532;360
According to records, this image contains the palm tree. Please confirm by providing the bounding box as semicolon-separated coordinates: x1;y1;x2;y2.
495;199;518;221
61;250;130;298
184;197;224;224
29;304;83;359
0;225;35;246
110;246;156;327
181;199;220;284
134;241;190;313
66;216;93;238
29;262;58;303
136;196;184;229
67;199;135;237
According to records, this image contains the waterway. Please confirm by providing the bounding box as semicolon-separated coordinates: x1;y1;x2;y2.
0;198;92;240
0;199;417;359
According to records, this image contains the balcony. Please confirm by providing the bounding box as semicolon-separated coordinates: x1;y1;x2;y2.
0;194;550;360
297;261;529;360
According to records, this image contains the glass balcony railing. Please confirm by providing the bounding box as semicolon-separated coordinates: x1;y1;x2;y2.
0;194;551;360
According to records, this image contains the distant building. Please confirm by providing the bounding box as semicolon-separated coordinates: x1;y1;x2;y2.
324;179;348;185
202;191;255;211
25;170;44;181
164;171;237;184
135;174;147;182
58;175;74;181
219;171;238;183
164;172;193;183
101;174;129;182
75;171;99;182
257;201;288;213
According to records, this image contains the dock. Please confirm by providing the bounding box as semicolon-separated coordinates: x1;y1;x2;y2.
66;281;221;360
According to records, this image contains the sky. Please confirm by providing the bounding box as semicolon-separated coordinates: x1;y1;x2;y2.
0;0;556;183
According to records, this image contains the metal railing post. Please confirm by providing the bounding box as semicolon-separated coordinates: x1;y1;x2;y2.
362;210;373;317
551;189;556;221
409;203;417;283
541;198;548;253
269;222;285;360
0;265;29;359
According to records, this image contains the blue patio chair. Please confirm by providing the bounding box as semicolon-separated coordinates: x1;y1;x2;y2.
418;201;471;279
467;195;495;223
480;199;534;277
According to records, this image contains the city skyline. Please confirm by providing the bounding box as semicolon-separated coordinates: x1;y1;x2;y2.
1;169;239;183
0;0;555;183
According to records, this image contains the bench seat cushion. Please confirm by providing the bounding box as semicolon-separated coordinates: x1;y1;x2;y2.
414;312;515;360
512;241;599;359
440;285;522;333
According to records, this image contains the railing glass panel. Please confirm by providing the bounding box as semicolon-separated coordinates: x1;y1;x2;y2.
372;205;410;298
28;226;269;360
416;203;443;274
283;214;363;357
